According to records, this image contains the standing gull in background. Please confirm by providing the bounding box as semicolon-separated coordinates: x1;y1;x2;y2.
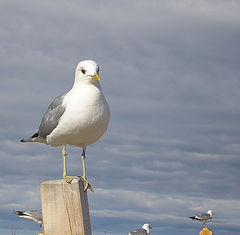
188;210;214;227
128;224;152;235
13;209;43;234
21;60;110;191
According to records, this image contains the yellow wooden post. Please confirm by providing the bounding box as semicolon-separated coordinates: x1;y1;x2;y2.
200;227;213;235
40;179;91;235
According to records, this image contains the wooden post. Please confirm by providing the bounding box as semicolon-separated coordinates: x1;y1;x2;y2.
40;179;92;235
200;227;213;235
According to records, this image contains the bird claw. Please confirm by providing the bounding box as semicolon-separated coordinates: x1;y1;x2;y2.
63;175;80;183
63;175;94;192
81;176;94;192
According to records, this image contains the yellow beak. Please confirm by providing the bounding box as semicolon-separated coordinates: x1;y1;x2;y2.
90;73;101;81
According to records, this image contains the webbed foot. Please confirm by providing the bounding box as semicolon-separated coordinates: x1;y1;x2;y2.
63;175;94;192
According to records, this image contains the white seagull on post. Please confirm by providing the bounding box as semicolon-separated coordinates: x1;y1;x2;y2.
188;210;214;227
21;60;110;191
128;224;152;235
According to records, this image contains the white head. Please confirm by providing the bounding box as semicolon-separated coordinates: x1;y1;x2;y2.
207;210;214;216
74;60;100;86
142;224;152;234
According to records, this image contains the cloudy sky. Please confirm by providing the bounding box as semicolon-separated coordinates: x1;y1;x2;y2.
0;0;240;234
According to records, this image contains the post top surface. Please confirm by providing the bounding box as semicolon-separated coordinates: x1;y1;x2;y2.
40;179;80;185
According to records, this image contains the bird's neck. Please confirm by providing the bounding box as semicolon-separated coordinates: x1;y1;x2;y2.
72;79;101;90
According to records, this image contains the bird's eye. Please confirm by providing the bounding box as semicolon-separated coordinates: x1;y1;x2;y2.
81;69;86;74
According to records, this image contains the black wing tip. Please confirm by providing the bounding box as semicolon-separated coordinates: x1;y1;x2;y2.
188;216;195;219
31;132;39;138
20;132;39;142
13;210;24;215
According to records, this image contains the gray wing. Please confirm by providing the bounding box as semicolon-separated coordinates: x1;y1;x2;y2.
196;212;211;220
26;209;42;222
128;228;147;235
38;93;66;138
13;209;42;224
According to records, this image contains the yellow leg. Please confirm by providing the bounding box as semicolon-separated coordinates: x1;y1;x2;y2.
38;224;44;235
62;145;67;179
81;150;94;192
61;146;94;192
81;155;86;179
62;145;80;183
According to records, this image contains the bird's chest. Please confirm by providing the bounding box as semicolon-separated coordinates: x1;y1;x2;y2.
46;86;109;147
63;95;105;130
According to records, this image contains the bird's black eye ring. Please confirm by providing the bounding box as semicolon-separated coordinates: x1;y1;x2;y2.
81;68;86;74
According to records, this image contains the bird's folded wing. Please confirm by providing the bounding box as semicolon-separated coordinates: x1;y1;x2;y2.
129;228;147;235
38;93;67;138
26;210;42;222
196;212;211;220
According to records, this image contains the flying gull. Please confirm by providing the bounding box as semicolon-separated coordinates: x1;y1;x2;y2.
128;224;152;235
21;60;110;191
13;209;43;233
188;210;214;226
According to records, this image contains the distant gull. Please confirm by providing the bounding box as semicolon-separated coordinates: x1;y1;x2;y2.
13;209;43;233
128;224;152;235
21;60;110;191
188;210;214;226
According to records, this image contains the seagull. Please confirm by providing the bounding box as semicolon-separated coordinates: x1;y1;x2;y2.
128;224;152;235
13;209;43;233
188;210;214;226
21;60;110;191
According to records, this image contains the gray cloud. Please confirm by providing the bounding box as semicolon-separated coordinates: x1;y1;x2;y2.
0;0;240;234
